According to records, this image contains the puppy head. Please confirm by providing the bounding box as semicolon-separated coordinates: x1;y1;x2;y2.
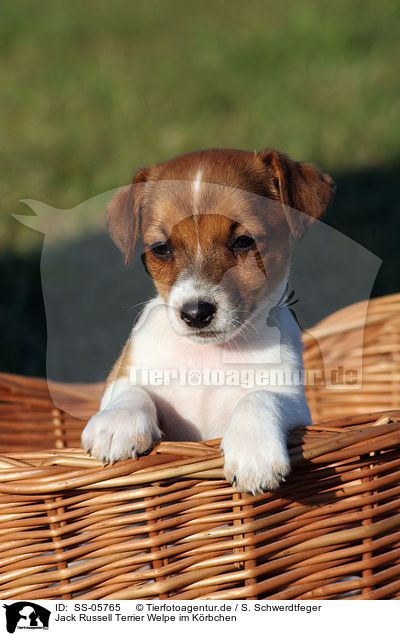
108;148;334;343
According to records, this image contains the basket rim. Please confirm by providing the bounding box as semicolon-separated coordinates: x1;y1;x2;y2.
1;410;399;494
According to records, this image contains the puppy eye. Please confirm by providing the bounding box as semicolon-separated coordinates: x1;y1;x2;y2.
150;241;173;258
232;235;255;252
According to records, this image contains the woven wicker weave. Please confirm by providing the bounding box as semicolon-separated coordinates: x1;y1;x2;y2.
304;292;400;421
0;293;399;600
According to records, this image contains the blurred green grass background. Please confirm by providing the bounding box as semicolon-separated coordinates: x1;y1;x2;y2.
1;0;399;375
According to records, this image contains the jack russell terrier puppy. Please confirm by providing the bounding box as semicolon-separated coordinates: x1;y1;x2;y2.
81;148;334;494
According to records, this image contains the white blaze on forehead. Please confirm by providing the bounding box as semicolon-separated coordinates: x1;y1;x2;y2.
193;169;202;198
192;169;203;254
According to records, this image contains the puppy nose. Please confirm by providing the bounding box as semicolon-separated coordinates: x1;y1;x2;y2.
180;301;216;329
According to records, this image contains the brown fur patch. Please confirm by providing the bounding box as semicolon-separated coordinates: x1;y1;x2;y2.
106;147;333;330
105;340;132;388
258;149;334;239
138;150;292;306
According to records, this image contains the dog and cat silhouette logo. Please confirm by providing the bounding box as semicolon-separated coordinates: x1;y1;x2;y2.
3;603;50;633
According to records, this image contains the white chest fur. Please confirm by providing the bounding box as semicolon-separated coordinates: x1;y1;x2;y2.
83;295;311;494
128;297;305;441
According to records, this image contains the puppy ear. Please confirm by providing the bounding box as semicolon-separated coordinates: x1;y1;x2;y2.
107;167;148;265
259;149;334;239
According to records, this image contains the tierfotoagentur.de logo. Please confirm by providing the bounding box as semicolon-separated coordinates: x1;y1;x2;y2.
3;603;50;634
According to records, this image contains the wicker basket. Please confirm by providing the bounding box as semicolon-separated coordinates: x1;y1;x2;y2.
0;294;399;600
304;292;400;421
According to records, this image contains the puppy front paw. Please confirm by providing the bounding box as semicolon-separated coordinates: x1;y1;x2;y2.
81;408;161;464
221;432;290;495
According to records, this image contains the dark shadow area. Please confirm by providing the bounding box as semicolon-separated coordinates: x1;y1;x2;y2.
0;159;399;379
0;233;154;381
326;159;400;298
0;247;47;377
